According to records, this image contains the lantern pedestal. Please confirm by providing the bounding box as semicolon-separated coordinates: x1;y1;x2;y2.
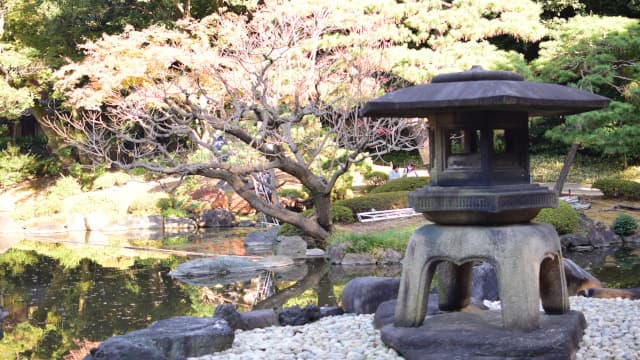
380;310;586;360
395;223;568;331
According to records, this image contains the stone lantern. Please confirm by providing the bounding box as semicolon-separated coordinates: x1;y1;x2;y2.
361;66;609;359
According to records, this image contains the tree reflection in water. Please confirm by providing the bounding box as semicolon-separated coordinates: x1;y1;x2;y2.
0;238;400;359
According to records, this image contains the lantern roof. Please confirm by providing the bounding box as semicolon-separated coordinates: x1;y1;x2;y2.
361;66;610;117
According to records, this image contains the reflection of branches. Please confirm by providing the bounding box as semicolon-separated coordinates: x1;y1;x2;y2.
253;260;328;310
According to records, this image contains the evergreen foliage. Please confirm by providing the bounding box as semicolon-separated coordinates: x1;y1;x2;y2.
369;176;429;194
612;213;638;236
335;191;410;215
533;201;579;235
593;178;640;201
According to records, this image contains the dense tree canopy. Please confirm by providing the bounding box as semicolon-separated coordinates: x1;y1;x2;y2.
533;15;640;164
2;0;640;236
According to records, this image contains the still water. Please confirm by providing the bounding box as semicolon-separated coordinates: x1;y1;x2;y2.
0;228;400;359
0;228;637;359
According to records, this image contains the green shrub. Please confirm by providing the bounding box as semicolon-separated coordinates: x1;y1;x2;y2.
332;205;355;224
0;145;37;189
328;226;416;253
335;191;409;215
278;188;307;199
48;176;83;200
67;194;121;216
612;214;638;236
592;178;640;201
128;193;169;216
91;171;131;190
363;171;388;186
369;177;429;194
533;201;579;235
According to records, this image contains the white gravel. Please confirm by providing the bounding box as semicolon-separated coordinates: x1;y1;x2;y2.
192;296;640;360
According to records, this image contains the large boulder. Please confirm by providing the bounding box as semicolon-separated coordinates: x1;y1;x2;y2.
341;277;400;314
327;242;350;264
198;209;236;228
84;316;233;360
213;304;279;330
586;221;623;247
278;304;321;326
273;235;307;258
340;253;377;266
244;227;279;248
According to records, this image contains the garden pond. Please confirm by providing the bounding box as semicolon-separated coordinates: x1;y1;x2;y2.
0;228;638;359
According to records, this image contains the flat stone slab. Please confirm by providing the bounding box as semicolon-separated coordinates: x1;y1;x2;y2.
381;310;586;360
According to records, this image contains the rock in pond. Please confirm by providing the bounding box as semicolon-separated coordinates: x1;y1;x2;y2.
85;316;233;360
169;255;295;286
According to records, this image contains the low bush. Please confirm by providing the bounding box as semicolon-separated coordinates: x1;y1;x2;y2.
67;194;121;217
592;178;640;201
0;145;37;189
369;177;429;194
332;205;355;224
128;193;169;216
278;188;307;199
91;171;131;190
363;171;388;186
335;191;409;215
533;201;579;235
612;214;638;236
328;226;416;253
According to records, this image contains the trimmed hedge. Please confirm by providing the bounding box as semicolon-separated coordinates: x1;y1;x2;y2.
369;176;429;194
533;201;579;235
332;205;356;224
335;191;409;215
592;178;640;201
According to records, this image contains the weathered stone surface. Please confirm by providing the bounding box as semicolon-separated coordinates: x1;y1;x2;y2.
560;233;592;251
118;215;164;230
586;221;623;247
240;309;279;330
213;303;243;329
380;310;587;360
341;277;400;314
319;306;344;318
305;248;325;257
169;256;294;286
274;236;307;258
163;217;197;230
564;258;603;295
84;338;167;360
85;316;233;360
213;304;279;330
244;227;278;256
278;304;320;326
374;296;442;330
380;249;403;264
340;253;377;266
625;234;640;244
199;209;236;228
327;242;350;264
169;256;259;286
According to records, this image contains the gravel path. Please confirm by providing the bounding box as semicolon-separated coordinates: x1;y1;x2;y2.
192;296;639;360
